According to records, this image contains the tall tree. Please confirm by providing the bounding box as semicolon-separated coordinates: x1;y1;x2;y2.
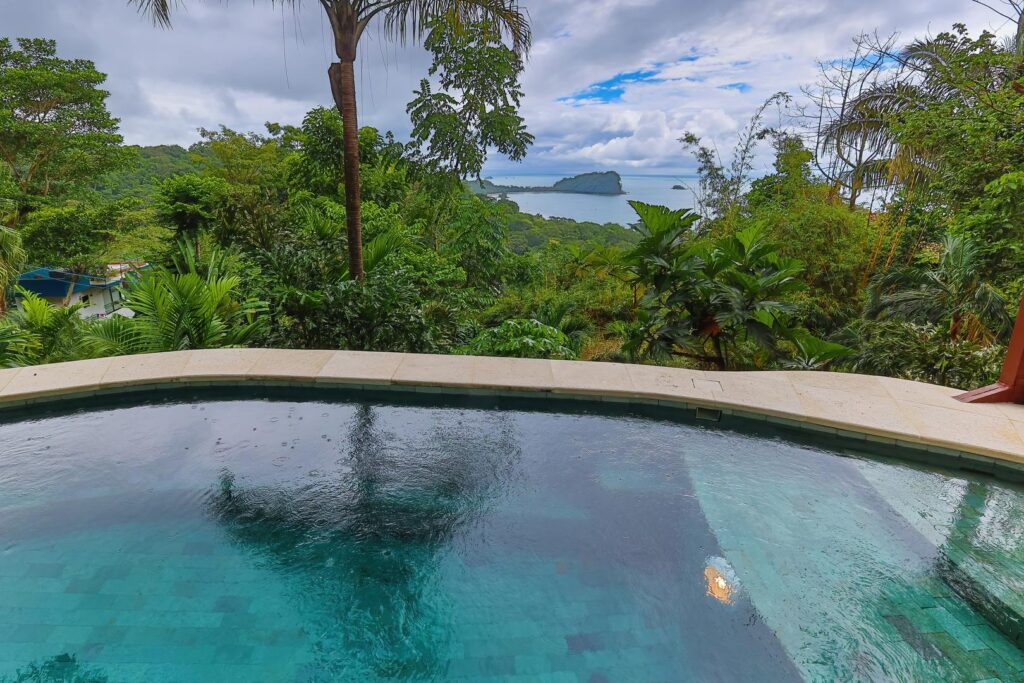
408;18;533;180
800;34;902;208
130;0;531;281
0;170;24;316
0;225;25;316
0;38;126;314
822;25;1023;203
0;38;126;227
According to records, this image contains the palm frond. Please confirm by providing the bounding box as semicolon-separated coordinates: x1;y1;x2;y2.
0;321;37;367
368;0;531;56
867;234;1010;341
0;225;25;298
84;316;149;357
128;0;301;27
129;0;178;27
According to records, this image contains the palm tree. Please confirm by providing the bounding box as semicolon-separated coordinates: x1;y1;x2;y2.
0;320;34;367
866;234;1011;342
823;26;1021;197
130;0;531;281
84;267;268;355
5;289;86;364
0;225;25;317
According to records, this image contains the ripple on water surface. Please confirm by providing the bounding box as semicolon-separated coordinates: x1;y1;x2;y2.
1;390;1023;682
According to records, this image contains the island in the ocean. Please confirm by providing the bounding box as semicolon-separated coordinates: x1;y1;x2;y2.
469;171;625;196
672;184;686;190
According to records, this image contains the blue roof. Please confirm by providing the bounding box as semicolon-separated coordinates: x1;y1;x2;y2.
16;268;122;299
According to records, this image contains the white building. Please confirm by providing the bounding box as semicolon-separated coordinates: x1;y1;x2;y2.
16;263;143;319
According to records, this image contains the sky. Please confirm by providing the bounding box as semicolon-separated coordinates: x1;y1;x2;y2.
0;0;1013;176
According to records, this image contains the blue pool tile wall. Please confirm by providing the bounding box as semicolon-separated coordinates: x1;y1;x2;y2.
1;390;1023;681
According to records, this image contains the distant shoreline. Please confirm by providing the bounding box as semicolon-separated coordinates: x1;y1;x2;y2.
469;171;626;197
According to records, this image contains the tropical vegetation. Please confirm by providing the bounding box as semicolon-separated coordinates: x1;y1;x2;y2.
0;6;1022;392
129;0;531;281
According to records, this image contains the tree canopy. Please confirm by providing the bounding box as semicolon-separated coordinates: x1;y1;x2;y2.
0;16;1019;393
0;38;126;226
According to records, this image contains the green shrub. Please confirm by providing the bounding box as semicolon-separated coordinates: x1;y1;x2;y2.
466;319;576;360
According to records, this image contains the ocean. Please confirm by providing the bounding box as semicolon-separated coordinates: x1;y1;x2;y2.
487;174;697;226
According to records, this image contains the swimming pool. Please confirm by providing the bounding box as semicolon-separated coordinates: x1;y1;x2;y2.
1;388;1023;682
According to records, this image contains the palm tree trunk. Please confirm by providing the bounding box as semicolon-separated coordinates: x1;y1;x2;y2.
326;1;364;282
950;313;962;341
1017;10;1024;55
328;60;365;281
711;335;726;370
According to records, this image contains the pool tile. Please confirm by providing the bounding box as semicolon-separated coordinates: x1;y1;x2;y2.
926;632;1001;681
213;595;252;613
0;367;19;394
883;615;945;660
707;372;805;418
472;356;555;391
514;653;550;676
780;370;892;398
23;563;65;579
973;626;1024;671
86;624;130;645
566;633;605;654
64;577;107;595
794;384;916;437
897;401;1024;459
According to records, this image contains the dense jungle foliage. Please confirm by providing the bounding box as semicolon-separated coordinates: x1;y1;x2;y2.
0;13;1022;391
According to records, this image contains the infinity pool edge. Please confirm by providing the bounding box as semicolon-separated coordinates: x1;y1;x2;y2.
0;349;1021;475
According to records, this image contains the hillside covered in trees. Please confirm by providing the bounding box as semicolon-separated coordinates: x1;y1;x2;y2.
0;7;1022;391
470;171;626;196
94;145;204;199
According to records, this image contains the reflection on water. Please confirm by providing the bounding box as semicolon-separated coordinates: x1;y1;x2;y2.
1;391;1024;681
684;434;1024;681
209;404;522;680
1;654;107;683
704;558;737;605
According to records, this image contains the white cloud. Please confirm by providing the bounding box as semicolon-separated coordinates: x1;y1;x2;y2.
132;79;319;142
0;0;1013;174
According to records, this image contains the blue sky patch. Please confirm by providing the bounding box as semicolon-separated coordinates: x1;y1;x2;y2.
562;67;665;103
824;53;901;71
720;82;752;93
561;51;708;105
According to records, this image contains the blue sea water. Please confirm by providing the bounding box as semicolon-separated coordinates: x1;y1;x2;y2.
488;174;696;226
2;389;1024;682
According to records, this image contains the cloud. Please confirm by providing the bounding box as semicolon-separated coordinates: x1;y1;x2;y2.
0;0;1012;174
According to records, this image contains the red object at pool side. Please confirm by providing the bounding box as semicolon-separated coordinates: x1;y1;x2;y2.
958;297;1024;404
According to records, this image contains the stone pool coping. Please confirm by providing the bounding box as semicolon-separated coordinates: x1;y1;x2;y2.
2;349;1024;474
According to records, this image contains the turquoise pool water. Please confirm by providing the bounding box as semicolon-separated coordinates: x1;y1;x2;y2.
2;389;1024;682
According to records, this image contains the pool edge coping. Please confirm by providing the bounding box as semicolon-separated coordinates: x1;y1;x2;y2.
1;350;1023;476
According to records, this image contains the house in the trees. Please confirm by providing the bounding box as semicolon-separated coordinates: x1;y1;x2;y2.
15;263;144;319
